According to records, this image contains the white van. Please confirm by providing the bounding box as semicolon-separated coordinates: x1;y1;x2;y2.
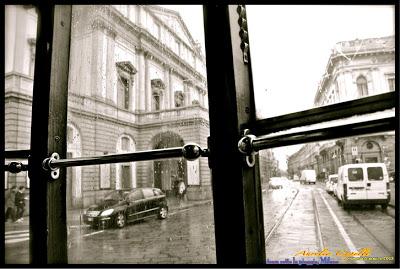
336;163;390;210
325;174;338;194
300;170;316;184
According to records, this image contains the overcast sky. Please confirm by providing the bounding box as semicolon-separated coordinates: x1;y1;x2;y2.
165;5;395;170
246;5;394;169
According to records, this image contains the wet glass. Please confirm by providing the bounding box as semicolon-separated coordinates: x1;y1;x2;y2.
246;5;395;119
65;5;215;264
4;5;37;264
249;7;396;263
259;130;395;265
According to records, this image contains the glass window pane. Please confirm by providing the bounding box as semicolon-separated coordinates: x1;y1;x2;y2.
348;168;363;181
5;5;37;264
367;167;384;181
247;5;395;119
66;5;215;264
260;132;395;265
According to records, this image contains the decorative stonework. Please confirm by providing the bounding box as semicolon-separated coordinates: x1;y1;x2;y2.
91;18;117;38
174;91;184;107
151;78;165;89
116;61;137;75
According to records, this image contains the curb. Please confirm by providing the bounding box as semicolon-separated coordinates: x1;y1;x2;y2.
169;199;213;213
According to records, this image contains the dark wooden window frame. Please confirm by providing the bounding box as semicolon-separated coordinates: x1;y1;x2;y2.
11;4;396;265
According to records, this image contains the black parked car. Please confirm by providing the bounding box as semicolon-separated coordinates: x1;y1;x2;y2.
83;188;168;229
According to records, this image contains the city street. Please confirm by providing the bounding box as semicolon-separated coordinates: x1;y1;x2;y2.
5;181;396;264
264;181;395;265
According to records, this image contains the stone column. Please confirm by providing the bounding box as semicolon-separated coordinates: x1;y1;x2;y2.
145;55;151;111
90;28;104;98
106;32;116;103
138;51;145;111
169;69;174;109
13;6;27;74
184;81;190;106
163;64;170;109
199;88;205;107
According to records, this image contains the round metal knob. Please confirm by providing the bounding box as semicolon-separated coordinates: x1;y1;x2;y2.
182;143;202;161
7;162;24;173
238;134;256;155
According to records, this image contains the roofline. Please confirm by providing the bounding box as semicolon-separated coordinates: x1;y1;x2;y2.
144;5;201;56
313;35;395;104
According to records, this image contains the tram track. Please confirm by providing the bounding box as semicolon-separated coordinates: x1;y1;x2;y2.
265;188;299;245
311;190;324;250
346;210;395;257
317;188;395;261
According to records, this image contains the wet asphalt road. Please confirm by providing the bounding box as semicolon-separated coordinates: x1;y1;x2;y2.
5;181;396;264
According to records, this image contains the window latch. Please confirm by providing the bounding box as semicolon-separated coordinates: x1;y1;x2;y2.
238;129;257;167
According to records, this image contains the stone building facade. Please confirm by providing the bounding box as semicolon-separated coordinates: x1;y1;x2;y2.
259;149;279;184
5;5;211;208
287;36;395;179
5;5;37;192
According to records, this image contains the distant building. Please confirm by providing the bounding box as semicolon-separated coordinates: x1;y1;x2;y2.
259;149;279;183
5;5;211;208
288;36;395;178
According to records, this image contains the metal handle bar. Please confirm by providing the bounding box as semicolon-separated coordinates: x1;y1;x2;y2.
43;143;209;172
238;117;395;155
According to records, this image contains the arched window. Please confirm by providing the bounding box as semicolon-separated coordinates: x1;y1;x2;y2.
356;75;368;97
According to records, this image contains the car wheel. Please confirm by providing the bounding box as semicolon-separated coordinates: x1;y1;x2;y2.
381;204;388;210
158;206;168;219
115;212;126;228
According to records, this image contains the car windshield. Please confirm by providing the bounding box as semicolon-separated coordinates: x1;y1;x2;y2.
104;190;126;201
331;177;338;183
367;167;384;181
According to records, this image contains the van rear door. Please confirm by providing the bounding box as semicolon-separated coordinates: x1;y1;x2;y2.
346;167;367;200
366;166;388;200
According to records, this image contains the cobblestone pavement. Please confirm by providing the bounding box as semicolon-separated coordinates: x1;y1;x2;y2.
67;204;216;264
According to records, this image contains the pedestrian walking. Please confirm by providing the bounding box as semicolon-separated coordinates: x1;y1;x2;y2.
5;186;17;223
15;186;26;223
176;180;186;206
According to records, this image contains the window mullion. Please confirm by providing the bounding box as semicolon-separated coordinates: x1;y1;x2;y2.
204;5;265;264
29;5;72;264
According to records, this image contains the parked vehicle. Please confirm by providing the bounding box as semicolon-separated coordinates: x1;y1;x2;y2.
292;175;300;181
336;163;390;210
325;174;338;194
83;188;168;229
300;170;316;184
269;177;283;189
